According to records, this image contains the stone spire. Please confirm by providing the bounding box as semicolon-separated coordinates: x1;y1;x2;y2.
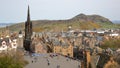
27;5;30;22
24;5;33;52
25;5;32;39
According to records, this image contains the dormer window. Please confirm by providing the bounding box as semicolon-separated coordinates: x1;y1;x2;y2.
13;44;16;46
2;41;6;45
3;43;5;45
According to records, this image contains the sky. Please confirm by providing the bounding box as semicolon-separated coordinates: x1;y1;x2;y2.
0;0;120;23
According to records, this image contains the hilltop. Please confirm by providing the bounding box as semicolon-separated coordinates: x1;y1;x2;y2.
72;14;112;23
0;14;116;32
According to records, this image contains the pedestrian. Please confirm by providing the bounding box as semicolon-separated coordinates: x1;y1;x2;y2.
48;62;50;66
57;65;60;68
66;58;68;61
47;59;49;62
31;60;33;63
34;57;37;62
78;65;80;68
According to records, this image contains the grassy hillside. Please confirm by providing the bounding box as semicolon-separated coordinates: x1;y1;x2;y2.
1;20;101;32
1;14;119;32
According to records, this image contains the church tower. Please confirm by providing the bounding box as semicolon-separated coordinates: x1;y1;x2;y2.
23;6;32;52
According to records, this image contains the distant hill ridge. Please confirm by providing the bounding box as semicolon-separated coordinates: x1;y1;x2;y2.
0;13;113;32
0;23;15;27
112;20;120;24
72;14;112;23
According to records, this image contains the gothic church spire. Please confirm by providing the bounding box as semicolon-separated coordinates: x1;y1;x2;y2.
27;5;30;22
24;5;33;52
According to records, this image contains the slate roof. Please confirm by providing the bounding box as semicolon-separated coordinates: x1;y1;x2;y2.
52;38;69;47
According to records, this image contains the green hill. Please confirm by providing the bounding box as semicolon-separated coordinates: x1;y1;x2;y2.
1;14;117;32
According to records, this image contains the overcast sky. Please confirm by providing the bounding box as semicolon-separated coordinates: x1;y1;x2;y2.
0;0;120;23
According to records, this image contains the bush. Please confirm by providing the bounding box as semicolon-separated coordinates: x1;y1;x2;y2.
100;38;120;49
0;52;28;68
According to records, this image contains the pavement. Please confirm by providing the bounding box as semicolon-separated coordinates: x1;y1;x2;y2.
24;53;81;68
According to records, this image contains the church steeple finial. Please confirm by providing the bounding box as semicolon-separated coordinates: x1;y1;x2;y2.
27;5;30;21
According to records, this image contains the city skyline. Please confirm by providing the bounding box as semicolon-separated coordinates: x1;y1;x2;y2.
0;0;120;23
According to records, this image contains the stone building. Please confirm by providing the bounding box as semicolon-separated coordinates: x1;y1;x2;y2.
31;36;47;53
0;37;18;53
53;37;73;57
18;30;23;48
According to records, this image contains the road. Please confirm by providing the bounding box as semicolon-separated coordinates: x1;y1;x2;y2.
24;54;81;68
